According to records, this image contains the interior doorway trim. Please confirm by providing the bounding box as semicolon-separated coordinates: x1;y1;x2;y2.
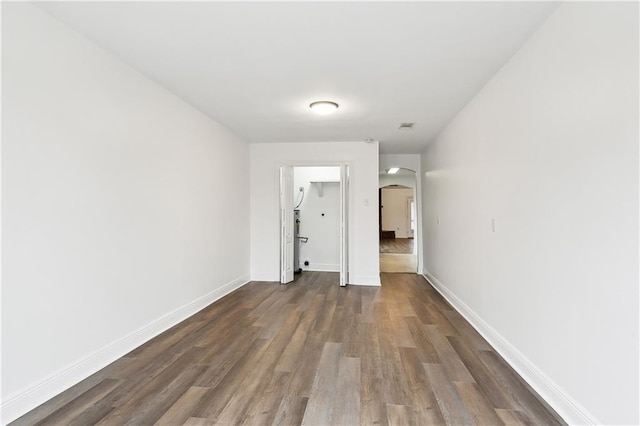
279;162;351;286
378;167;421;274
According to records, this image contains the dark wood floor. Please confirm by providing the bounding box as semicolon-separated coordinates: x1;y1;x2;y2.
13;272;563;426
379;238;414;254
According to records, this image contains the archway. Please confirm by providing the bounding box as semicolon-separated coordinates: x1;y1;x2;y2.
379;168;417;273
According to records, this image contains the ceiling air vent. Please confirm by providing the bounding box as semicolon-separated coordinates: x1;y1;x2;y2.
399;122;415;130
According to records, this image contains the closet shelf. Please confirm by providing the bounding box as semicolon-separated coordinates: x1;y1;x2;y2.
310;180;339;197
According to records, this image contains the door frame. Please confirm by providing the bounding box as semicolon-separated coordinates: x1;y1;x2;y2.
280;166;295;283
406;196;415;239
279;162;351;286
378;167;421;274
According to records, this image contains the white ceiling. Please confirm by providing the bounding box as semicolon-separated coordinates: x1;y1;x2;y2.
36;1;558;154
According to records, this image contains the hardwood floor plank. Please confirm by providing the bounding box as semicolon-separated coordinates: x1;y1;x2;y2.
272;396;309;426
300;342;342;425
424;363;475;425
386;404;418;426
286;293;337;397
11;367;115;425
215;310;303;424
326;305;346;343
360;323;388;426
447;336;517;410
375;303;413;405
425;324;475;383
241;371;291;425
441;310;493;351
183;417;215;426
404;316;441;363
98;336;206;410
104;358;208;425
360;377;389;426
191;338;271;419
379;253;417;273
154;386;210;426
330;357;361;426
454;381;504;425
397;347;445;424
379;238;414;254
478;350;563;425
284;333;327;398
14;273;562;426
33;378;121;426
66;401;114;426
342;312;363;358
384;293;416;348
495;409;535;425
195;324;263;384
274;295;324;372
193;307;254;349
102;356;143;380
347;286;363;314
423;303;459;336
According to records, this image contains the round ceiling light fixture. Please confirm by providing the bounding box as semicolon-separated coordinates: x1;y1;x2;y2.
309;101;339;115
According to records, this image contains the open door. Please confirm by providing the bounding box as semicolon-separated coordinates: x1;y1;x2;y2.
340;164;349;286
280;166;294;284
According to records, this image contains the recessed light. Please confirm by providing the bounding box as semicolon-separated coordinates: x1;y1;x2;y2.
310;101;339;115
399;122;415;130
388;167;399;174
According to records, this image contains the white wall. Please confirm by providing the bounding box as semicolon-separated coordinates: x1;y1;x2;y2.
293;167;341;272
381;188;414;239
379;154;420;175
250;142;380;285
421;3;638;424
1;4;250;422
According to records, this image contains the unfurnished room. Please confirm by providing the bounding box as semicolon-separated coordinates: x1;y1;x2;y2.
1;1;638;425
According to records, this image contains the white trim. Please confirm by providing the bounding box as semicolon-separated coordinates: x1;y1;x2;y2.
348;275;381;286
421;271;600;426
250;273;279;282
303;263;340;272
278;162;353;288
1;274;250;424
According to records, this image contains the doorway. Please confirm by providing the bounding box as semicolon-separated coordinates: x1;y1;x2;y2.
379;168;417;273
280;165;350;285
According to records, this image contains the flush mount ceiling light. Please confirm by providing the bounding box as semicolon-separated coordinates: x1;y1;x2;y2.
310;101;339;115
388;167;399;174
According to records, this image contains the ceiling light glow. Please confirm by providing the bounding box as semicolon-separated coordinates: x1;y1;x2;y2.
388;167;399;174
310;101;339;115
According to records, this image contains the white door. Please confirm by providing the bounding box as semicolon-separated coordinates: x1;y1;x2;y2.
280;166;294;284
340;165;350;286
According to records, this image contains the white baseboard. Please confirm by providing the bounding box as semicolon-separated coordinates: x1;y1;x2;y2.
421;271;600;425
1;274;250;425
302;263;339;272
348;275;381;286
251;271;381;287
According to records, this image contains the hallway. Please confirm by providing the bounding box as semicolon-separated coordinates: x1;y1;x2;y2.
380;238;417;273
379;238;414;254
14;273;562;425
